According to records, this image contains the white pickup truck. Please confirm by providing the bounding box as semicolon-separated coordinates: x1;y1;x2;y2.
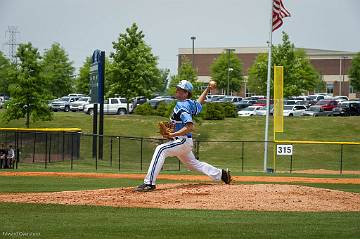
84;98;133;115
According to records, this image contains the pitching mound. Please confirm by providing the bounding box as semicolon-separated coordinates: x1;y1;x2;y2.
0;183;359;212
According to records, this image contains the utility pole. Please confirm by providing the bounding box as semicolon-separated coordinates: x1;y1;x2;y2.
191;36;196;69
226;48;235;95
5;26;20;64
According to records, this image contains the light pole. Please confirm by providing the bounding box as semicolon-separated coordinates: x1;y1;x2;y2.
226;49;235;95
227;68;233;96
191;36;196;69
339;56;349;96
339;56;343;96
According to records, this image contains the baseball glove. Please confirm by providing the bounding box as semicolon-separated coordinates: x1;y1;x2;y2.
158;121;175;138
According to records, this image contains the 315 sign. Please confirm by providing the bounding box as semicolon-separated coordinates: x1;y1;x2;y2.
276;145;293;155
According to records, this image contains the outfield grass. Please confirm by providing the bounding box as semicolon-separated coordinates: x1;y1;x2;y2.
1;111;360;141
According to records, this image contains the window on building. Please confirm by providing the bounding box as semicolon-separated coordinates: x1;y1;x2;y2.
349;85;355;94
326;82;334;94
245;88;255;98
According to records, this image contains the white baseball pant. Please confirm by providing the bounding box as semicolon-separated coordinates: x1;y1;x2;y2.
144;137;222;185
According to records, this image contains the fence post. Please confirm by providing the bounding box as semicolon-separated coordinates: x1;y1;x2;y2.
70;133;74;170
45;133;48;169
32;132;36;163
19;131;23;161
118;137;121;171
95;135;98;171
140;138;143;171
340;144;343;175
15;131;18;170
196;141;200;160
71;133;74;162
48;134;52;163
110;137;113;167
241;141;244;172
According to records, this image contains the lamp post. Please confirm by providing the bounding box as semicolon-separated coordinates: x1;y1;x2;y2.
226;49;235;95
339;56;349;96
191;36;196;69
227;67;233;96
339;56;343;96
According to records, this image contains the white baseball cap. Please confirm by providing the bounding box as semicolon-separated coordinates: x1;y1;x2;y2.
176;80;193;93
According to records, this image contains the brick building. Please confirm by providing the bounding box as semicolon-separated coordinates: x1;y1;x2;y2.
178;47;359;99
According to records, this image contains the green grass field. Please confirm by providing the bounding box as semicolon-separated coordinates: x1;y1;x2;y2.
0;176;359;239
1;203;359;239
0;111;359;238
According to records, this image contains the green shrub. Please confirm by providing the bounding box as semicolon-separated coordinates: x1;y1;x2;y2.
202;103;225;120
134;103;154;115
221;102;238;118
155;102;170;117
164;101;176;118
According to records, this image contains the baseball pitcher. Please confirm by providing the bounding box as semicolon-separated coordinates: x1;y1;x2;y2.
135;80;231;192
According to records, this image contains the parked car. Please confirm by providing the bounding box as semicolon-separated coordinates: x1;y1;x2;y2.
237;105;262;116
302;106;333;117
148;97;176;109
68;93;85;97
50;96;80;112
131;96;148;109
248;95;265;100
291;96;310;101
308;94;325;102
84;97;132;115
284;99;303;105
295;100;312;108
332;101;360;116
239;99;257;105
221;96;243;103
234;101;254;111
256;105;274;116
253;98;273;107
206;95;226;102
283;105;307;116
333;96;349;102
70;96;91;112
315;100;338;111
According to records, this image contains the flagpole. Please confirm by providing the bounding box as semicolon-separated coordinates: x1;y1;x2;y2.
263;0;274;172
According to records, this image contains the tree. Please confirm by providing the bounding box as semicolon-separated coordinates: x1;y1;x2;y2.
74;57;91;94
158;68;170;94
3;43;52;128
247;32;321;97
109;23;161;111
210;50;244;95
167;56;201;96
41;43;75;98
349;52;360;92
0;51;16;95
74;56;113;96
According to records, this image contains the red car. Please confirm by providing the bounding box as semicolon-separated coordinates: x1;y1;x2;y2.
315;100;338;111
253;98;273;107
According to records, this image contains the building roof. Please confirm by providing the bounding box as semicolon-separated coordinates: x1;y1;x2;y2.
179;47;356;58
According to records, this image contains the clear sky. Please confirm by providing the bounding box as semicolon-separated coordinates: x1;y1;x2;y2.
1;0;359;75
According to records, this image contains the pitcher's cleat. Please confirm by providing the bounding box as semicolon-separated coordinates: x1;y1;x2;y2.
135;183;156;192
221;168;232;184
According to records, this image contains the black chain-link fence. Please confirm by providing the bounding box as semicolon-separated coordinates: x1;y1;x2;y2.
1;129;359;174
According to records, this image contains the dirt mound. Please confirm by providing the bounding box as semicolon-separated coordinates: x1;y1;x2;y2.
1;172;360;184
0;183;359;212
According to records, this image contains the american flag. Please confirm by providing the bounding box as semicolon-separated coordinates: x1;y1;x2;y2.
272;0;291;31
